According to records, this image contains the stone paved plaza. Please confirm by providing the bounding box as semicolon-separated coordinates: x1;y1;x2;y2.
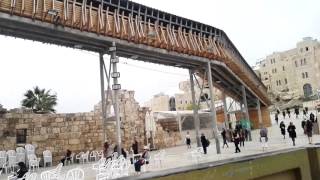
1;112;319;180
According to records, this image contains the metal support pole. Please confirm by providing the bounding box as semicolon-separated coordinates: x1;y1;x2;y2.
207;62;221;154
257;99;262;126
189;69;201;147
222;92;229;129
99;53;107;143
241;85;252;141
110;42;122;155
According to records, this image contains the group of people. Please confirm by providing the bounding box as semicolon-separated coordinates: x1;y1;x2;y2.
277;107;317;146
103;139;150;173
186;123;251;154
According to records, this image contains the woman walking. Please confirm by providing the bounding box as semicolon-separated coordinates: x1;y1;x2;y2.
306;120;313;144
185;131;191;149
287;122;297;146
233;131;241;153
279;121;286;139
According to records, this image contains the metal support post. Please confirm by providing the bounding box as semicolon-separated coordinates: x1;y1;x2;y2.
110;42;122;155
222;92;229;129
257;99;263;126
241;85;252;141
189;69;201;147
99;53;107;143
207;62;221;154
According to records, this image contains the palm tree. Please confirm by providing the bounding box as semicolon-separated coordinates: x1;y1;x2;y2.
21;86;57;113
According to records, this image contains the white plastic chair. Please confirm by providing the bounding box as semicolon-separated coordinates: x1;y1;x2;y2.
40;163;63;180
65;168;85;180
96;151;103;160
43;150;52;167
82;151;89;163
89;151;97;162
26;172;38;180
0;151;8;173
92;158;106;172
28;154;40;171
25;144;35;155
75;152;84;163
7;150;17;172
16;147;26;164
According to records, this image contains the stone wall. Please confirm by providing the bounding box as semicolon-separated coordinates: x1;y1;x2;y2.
0;90;147;165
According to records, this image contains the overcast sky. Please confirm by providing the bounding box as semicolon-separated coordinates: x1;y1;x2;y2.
0;0;319;113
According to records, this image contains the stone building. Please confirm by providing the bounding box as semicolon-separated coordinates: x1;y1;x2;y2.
144;80;221;111
256;37;320;100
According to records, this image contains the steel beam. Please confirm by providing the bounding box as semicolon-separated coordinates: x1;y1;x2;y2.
222;92;229;129
110;42;122;155
189;69;201;147
241;85;252;141
207;62;221;154
99;52;107;143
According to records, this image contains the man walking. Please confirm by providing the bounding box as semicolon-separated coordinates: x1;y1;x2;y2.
200;133;208;154
221;128;229;148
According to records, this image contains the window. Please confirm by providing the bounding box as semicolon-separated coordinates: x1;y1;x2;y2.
16;129;27;144
306;47;309;51
300;59;303;65
295;61;298;67
302;73;305;79
282;66;285;71
303;58;307;65
265;77;268;80
284;78;288;84
276;81;278;86
185;100;188;104
305;72;308;78
279;80;281;85
180;100;182;104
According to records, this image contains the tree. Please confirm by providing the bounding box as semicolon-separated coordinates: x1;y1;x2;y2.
21;86;57;114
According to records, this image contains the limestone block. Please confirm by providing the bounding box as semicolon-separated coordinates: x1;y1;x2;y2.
55;118;64;123
69;139;80;145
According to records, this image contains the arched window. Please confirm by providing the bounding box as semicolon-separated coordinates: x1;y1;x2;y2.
303;84;312;97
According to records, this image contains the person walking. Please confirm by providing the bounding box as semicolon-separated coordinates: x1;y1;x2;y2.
287;122;297;146
200;133;208;154
306;119;313;144
275;113;279;125
239;129;245;147
280;121;286;139
233;131;241;153
286;108;291;118
295;107;300;119
221;128;229;148
185;131;191;149
282;110;286;119
301;119;306;134
260;126;268;142
310;112;315;123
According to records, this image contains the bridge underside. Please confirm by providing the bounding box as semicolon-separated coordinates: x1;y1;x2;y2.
0;12;263;108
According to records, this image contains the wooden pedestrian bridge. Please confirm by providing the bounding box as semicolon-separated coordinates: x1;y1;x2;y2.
0;0;271;128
